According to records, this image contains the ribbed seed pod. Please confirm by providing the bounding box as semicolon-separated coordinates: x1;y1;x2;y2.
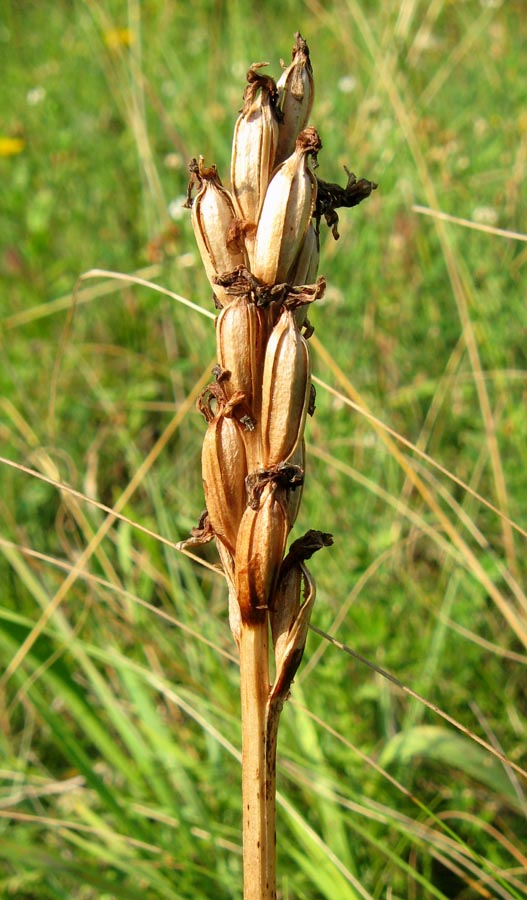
191;159;245;306
275;33;314;166
216;295;269;420
271;561;302;659
261;309;311;467
231;66;279;236
202;410;248;555
235;482;290;625
270;562;316;703
252;127;321;285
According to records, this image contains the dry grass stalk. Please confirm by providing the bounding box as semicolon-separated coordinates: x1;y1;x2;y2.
183;31;376;900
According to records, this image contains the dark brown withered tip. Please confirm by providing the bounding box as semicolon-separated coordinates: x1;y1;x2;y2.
241;62;281;118
314;167;378;238
288;530;334;562
296;126;323;159
176;510;215;550
293;32;310;59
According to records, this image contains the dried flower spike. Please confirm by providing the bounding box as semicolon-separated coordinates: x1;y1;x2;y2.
181;30;376;900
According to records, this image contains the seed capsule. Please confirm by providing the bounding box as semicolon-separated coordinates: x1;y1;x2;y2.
202;409;248;555
252;127;321;286
216;295;269;419
190;158;246;306
271;560;302;662
231;65;279;234
275;33;314;166
261;309;311;467
270;562;316;702
235;482;290;625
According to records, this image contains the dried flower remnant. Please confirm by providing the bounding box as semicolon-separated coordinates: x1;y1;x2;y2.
315;166;378;238
181;31;376;900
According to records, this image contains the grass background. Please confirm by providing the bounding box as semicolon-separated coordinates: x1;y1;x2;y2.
1;0;526;897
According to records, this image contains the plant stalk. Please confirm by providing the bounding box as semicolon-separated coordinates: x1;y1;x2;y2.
239;618;277;900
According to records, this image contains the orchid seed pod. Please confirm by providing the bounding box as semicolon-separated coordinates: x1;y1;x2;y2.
270;562;316;703
261;309;311;467
190;158;246;306
231;64;280;251
252;127;322;285
235;482;290;625
275;33;314;166
216;295;269;420
202;408;248;555
271;559;302;661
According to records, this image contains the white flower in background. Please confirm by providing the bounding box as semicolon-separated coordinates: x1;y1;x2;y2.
27;86;46;106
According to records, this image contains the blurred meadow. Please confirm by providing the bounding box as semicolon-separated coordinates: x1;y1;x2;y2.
1;0;526;898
